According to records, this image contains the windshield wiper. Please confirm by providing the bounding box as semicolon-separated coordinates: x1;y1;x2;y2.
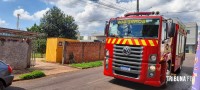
109;35;120;38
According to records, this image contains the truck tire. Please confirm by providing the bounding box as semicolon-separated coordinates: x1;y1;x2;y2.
175;62;183;74
175;65;182;74
162;61;171;88
0;81;5;90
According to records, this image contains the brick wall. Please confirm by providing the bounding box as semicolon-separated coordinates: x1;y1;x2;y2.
0;39;31;70
63;42;105;64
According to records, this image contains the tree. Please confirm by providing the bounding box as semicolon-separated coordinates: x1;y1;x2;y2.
27;6;78;56
27;24;46;57
27;23;43;33
40;6;78;39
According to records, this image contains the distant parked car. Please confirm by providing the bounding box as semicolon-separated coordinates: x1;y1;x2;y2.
0;60;14;90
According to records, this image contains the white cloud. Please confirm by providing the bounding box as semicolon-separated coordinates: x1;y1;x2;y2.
42;0;200;35
13;8;50;20
0;19;7;26
13;8;33;20
34;8;50;19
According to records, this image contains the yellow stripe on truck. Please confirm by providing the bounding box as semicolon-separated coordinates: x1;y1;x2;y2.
141;40;147;46
122;39;128;44
107;38;111;44
134;39;140;45
148;40;155;46
128;39;133;45
112;38;116;44
117;39;122;44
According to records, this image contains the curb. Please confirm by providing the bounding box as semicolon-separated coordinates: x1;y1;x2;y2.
13;69;80;82
13;78;22;82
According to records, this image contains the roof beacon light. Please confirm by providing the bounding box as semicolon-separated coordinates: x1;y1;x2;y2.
124;11;160;17
155;11;160;15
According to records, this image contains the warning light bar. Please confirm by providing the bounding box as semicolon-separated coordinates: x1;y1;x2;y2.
124;11;160;17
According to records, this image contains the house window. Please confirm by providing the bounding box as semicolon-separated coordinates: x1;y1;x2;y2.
187;30;190;34
185;46;189;53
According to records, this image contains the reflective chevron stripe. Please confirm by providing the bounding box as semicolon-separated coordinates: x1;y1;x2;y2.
141;40;147;46
148;40;154;46
106;38;158;46
116;39;122;44
112;38;116;44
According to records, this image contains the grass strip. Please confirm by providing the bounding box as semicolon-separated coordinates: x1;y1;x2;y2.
70;61;102;69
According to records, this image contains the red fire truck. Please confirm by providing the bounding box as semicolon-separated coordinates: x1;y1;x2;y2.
103;12;187;87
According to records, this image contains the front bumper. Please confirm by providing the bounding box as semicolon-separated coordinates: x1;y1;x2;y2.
104;62;162;87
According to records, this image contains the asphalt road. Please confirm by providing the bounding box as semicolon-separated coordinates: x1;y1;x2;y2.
6;54;195;90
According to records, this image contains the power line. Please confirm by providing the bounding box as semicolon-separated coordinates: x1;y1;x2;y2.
161;9;200;14
80;0;127;12
75;19;107;24
97;1;127;12
101;1;129;12
93;2;124;12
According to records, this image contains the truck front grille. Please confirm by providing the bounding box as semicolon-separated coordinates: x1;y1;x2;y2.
113;45;143;78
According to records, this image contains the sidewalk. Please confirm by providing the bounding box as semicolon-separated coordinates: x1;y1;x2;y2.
13;58;80;81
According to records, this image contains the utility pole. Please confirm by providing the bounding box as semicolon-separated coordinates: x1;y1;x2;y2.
137;0;139;12
17;14;20;30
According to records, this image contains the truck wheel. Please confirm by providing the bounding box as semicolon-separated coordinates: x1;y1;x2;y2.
175;62;183;74
163;62;171;88
175;65;182;74
0;81;5;90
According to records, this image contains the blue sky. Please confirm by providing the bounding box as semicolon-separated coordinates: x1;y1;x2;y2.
0;0;199;35
0;0;53;30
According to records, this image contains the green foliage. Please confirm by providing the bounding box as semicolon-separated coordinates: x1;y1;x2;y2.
70;61;102;69
33;38;46;54
35;53;45;58
27;23;44;33
19;70;45;80
40;6;78;39
27;6;79;54
27;24;46;54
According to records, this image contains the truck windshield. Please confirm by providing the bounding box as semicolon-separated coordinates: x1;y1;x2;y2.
108;19;160;38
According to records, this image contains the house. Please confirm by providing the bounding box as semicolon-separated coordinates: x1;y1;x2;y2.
185;22;198;53
91;33;106;42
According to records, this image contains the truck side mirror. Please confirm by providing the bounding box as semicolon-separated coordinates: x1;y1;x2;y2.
167;22;176;37
104;21;109;36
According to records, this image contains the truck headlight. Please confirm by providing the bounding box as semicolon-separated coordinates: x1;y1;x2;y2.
148;65;156;77
105;57;109;64
105;50;109;69
105;57;109;69
150;54;157;62
106;50;109;57
149;72;154;77
149;65;156;72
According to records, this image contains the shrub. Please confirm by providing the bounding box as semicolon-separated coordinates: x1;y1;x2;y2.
19;70;45;80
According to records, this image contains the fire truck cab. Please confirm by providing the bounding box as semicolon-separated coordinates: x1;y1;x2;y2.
103;12;187;87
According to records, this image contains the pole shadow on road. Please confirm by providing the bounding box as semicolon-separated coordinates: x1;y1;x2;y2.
5;86;25;90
